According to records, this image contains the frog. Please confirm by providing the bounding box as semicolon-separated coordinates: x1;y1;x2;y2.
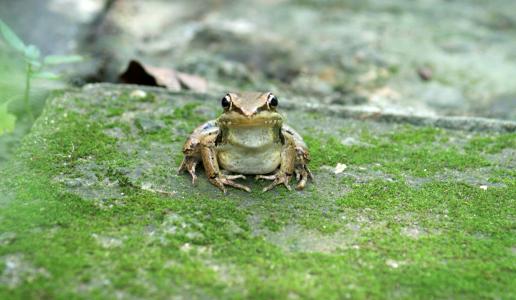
178;92;313;193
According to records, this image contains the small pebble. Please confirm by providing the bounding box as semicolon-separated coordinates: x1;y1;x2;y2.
386;259;400;268
130;89;147;99
334;163;347;174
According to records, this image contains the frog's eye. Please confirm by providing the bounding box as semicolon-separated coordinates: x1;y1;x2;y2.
221;94;231;109
267;94;278;108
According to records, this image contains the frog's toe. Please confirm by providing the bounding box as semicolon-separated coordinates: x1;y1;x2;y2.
296;176;307;190
226;174;247;180
255;174;276;180
283;181;292;191
259;173;292;192
210;175;251;193
190;173;197;185
224;179;251;192
211;179;227;194
307;167;314;180
295;166;313;190
178;157;199;186
187;167;199;186
262;178;291;192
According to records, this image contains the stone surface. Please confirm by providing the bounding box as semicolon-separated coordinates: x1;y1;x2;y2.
83;0;516;120
0;84;514;298
1;0;516;298
0;0;105;56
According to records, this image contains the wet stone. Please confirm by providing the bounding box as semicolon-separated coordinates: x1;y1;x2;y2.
32;83;514;201
1;0;516;297
135;117;166;134
1;83;515;298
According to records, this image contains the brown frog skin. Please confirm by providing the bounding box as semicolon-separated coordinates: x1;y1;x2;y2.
178;92;312;193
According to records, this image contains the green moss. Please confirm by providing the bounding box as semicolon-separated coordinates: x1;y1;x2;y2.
489;168;516;185
165;102;207;128
1;88;515;299
25;112;122;173
305;126;490;177
142;102;211;145
106;106;125;117
388;126;443;144
466;133;516;154
5;159;514;299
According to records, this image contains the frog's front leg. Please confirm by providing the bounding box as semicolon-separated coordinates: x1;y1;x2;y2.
199;130;251;193
178;121;215;185
257;125;313;192
293;145;313;190
257;135;295;192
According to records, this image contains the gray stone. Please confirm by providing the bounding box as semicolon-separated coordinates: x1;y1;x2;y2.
420;83;467;111
78;0;516;120
135;117;165;134
0;0;105;56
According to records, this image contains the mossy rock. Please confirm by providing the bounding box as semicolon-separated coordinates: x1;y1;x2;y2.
0;84;515;299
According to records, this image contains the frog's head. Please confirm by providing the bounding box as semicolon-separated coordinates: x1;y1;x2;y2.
217;92;283;127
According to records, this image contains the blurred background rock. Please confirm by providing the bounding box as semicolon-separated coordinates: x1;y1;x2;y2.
1;0;516;164
3;0;516;118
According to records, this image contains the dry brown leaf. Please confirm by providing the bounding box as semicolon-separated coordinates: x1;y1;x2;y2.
176;72;208;93
119;60;207;92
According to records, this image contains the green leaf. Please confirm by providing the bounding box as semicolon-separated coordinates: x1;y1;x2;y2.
44;55;83;65
25;44;41;60
0;102;16;135
32;71;60;80
0;19;26;52
28;59;42;69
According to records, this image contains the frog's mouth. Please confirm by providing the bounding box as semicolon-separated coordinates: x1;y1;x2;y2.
217;111;283;127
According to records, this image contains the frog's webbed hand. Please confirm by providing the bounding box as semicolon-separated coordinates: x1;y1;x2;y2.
293;146;313;190
256;172;293;192
284;125;313;190
199;129;251;194
258;125;312;192
208;173;251;194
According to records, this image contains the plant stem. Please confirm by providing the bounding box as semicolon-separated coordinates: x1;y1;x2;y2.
24;62;34;121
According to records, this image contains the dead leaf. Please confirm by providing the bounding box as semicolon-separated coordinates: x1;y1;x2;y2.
176;71;208;92
119;60;207;92
142;64;181;90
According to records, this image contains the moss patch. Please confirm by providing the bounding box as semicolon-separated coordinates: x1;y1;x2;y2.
1;85;514;299
305;126;490;177
466;133;516;154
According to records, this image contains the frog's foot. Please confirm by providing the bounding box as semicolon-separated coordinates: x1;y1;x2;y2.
209;174;251;194
178;157;198;185
294;165;314;190
256;172;292;192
